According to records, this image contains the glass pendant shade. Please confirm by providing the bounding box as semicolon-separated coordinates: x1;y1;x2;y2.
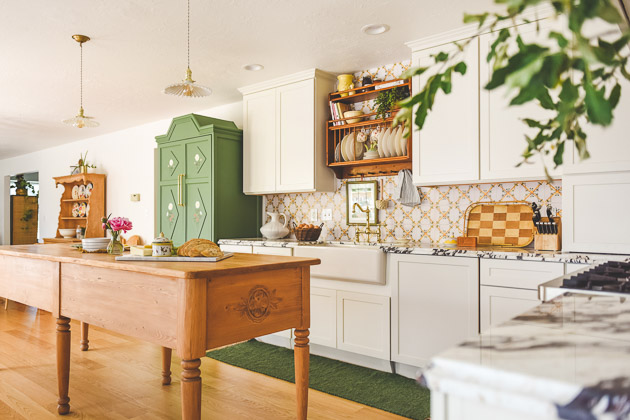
64;35;99;128
63;107;99;128
163;68;212;98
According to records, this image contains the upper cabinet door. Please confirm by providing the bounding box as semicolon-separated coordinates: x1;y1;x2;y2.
563;19;630;175
276;79;315;192
159;144;185;182
479;19;562;181
185;138;212;180
412;38;480;186
243;89;276;194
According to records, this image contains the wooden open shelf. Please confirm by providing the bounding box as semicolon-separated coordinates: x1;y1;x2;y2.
51;173;106;239
326;78;412;179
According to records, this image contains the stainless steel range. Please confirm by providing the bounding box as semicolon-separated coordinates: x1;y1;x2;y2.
539;261;630;301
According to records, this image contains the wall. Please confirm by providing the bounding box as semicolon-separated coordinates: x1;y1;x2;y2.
264;62;563;244
0;102;242;244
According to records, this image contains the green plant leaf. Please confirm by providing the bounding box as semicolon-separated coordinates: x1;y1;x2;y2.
597;0;623;23
584;80;613;125
553;140;565;167
609;83;621;109
487;28;511;62
401;66;428;79
463;12;489;27
453;62;467;75
434;52;449;63
549;31;569;48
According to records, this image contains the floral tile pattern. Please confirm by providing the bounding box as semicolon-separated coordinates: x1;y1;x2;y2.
264;177;562;244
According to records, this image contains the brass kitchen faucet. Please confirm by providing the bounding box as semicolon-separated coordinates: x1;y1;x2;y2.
352;203;381;243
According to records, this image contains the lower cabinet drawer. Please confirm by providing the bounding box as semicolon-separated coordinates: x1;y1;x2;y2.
252;246;293;256
480;259;564;290
336;291;390;360
480;285;540;332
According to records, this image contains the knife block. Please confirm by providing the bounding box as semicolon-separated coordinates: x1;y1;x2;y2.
534;217;562;251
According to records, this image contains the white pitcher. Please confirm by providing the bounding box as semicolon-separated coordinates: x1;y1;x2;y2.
260;212;289;239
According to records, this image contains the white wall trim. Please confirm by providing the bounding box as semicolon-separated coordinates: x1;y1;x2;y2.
238;68;336;96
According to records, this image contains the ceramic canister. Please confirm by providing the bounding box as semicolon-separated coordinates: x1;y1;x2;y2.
152;232;173;257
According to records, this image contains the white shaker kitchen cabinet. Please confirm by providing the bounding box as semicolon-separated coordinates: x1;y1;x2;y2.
563;172;630;254
480;286;540;333
310;287;337;348
239;69;336;195
242;89;276;194
480;259;564;332
252;246;293;256
408;38;480;186
336;291;390;360
479;19;562;181
390;254;479;367
563;20;630;175
218;244;253;254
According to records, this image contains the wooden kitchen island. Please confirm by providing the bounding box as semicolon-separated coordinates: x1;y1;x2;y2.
0;244;319;419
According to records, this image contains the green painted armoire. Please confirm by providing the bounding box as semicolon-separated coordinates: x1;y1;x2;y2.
156;114;261;246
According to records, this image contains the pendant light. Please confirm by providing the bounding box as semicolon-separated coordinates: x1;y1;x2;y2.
63;35;99;128
163;0;212;97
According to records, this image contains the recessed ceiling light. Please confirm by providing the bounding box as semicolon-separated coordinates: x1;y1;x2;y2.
361;24;390;35
243;64;264;71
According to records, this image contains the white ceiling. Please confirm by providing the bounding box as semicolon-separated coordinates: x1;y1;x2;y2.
0;0;497;160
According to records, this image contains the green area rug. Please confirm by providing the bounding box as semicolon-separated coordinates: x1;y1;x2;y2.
207;340;430;419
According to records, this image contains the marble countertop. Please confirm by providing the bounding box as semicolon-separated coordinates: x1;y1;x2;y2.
422;293;630;419
217;238;629;264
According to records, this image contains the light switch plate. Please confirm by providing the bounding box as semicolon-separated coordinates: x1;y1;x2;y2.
130;193;141;202
322;208;333;221
310;208;318;222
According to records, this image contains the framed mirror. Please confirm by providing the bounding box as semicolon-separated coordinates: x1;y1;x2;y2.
346;180;378;225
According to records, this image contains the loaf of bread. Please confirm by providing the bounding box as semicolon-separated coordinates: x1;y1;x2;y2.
177;239;224;258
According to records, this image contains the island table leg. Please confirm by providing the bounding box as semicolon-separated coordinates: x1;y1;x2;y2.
56;317;71;415
294;328;310;420
80;322;89;351
181;358;201;420
162;347;172;385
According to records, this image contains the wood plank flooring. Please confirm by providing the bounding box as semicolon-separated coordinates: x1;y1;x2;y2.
0;300;409;419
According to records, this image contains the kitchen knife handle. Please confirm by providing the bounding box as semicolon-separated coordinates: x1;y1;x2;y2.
177;174;186;206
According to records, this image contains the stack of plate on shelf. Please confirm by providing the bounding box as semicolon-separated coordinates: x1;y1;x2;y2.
377;125;407;158
82;238;110;252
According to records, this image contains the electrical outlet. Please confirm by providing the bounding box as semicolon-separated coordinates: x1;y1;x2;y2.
322;208;333;221
130;193;141;202
310;208;318;222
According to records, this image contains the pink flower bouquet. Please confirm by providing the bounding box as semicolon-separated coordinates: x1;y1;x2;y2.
101;214;133;233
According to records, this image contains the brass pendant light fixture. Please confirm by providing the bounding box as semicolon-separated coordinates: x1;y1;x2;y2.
163;0;212;97
63;35;99;128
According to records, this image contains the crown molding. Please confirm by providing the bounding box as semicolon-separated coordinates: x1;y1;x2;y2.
238;68;336;96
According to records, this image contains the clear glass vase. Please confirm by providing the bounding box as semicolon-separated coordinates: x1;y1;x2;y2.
107;231;124;255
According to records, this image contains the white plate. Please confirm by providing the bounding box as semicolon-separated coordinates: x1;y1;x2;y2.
86;182;93;198
72;185;79;200
394;126;403;156
377;129;384;157
400;130;408;156
346;132;356;161
340;133;349;162
381;128;392;158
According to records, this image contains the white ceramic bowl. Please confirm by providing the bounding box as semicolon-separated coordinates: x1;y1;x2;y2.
59;229;76;238
344;110;364;124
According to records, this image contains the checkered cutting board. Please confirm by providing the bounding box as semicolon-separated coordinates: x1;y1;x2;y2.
465;202;535;247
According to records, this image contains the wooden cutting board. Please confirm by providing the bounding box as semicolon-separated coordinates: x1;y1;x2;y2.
465;202;535;247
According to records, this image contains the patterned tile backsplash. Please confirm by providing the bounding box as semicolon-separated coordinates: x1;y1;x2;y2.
263;60;562;244
264;178;562;244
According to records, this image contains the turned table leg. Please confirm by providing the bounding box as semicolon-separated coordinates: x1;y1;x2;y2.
56;317;71;415
3;298;8;310
181;359;202;420
80;322;89;351
162;347;172;385
294;328;310;420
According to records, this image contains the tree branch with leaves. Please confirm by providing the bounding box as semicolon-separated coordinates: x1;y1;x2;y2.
394;0;630;178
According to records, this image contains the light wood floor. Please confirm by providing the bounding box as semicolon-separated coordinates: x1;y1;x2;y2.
0;300;409;419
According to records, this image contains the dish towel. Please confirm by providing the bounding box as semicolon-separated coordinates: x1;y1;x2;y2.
395;170;421;207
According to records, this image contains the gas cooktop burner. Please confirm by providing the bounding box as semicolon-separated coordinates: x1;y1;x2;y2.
562;261;630;294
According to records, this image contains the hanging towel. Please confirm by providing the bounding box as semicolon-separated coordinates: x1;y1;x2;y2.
395;170;421;207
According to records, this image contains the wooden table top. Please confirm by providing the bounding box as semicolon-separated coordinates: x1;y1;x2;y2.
0;244;320;279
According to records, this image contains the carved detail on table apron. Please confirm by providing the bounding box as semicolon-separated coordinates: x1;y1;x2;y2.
225;285;282;323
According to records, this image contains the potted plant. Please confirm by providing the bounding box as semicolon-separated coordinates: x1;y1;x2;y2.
12;174;35;196
374;87;410;119
364;139;380;159
70;151;97;175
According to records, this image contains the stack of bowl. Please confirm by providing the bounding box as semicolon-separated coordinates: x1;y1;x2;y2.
82;238;111;252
